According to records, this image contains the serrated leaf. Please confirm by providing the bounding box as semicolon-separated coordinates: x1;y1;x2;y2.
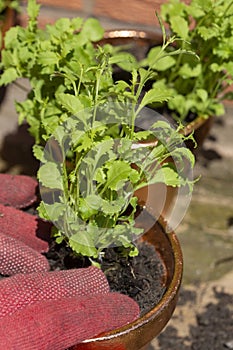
140;88;172;108
109;52;138;71
79;197;99;220
171;147;195;168
54;18;72;33
147;47;176;70
170;16;189;40
77;18;104;45
147;165;181;187
52;125;67;146
42;202;67;221
83;18;104;41
106;160;132;191
4;27;19;48
115;80;130;92
197;26;219;40
33;144;46;162
197;89;208;103
156;55;176;71
93;168;106;184
69;232;98;258
179;63;201;78
70;18;84;31
27;0;40;20
56;93;84;115
38;162;63;190
0;68;19;85
101;197;125;215
210;102;225;116
37;52;59;66
224;62;233;76
84;195;101;210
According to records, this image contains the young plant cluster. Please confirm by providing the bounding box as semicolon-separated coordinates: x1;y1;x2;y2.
0;0;196;263
141;0;233;123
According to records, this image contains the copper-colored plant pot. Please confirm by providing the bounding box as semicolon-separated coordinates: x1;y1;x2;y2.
70;213;183;350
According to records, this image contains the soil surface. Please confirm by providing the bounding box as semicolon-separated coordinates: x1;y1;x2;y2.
45;239;166;316
154;286;233;350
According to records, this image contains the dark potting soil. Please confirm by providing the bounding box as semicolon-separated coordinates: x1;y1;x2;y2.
45;239;166;316
157;287;233;350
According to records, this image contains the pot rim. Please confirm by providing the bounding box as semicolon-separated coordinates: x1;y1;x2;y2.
181;115;212;136
81;216;183;343
103;28;162;42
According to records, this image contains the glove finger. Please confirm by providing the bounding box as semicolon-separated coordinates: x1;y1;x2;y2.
0;231;50;276
0;292;140;350
0;203;51;252
0;266;110;318
0;174;38;209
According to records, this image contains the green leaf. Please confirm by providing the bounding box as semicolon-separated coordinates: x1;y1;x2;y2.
94;168;106;184
170;16;189;40
101;197;126;215
0;68;19;85
41;202;67;221
56;93;85;115
197;25;220;40
79;197;99;220
38;162;63;190
156;55;176;71
179;63;201;78
146;47;176;70
33;144;46;162
70;18;84;31
109;52;138;71
140;87;172;108
76;18;104;44
69;231;98;258
171;147;195;168
37;52;59;66
27;0;40;20
106;160;132;191
161;1;186;19
4;27;19;48
196;89;208;103
83;18;104;41
148;165;181;187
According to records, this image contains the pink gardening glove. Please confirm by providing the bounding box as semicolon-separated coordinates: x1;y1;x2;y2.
0;174;140;349
0;173;38;209
0;268;139;350
0;203;52;275
0;174;51;275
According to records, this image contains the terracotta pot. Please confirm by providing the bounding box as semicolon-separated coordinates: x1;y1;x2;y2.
101;29;214;153
69;212;183;350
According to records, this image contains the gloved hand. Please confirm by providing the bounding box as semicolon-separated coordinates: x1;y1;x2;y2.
0;268;139;350
0;174;140;349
